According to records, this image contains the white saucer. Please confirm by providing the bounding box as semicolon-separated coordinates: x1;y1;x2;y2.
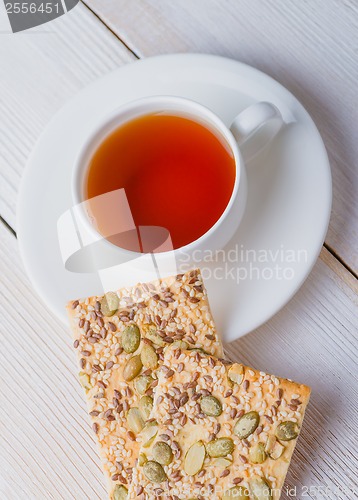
17;54;331;342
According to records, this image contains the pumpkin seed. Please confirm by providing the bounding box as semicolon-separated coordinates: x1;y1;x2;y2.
126;407;144;434
141;344;158;369
122;324;141;353
139;396;153;420
275;421;299;441
265;435;285;460
152;441;173;465
249;443;267;464
206;437;234;458
249;477;272;500
184;441;206;476
200;396;222;417
78;372;92;391
172;340;189;349
141;420;158;448
143;460;167;483
228;364;244;385
122;355;142;381
138;452;148;466
234;411;260;439
144;326;166;347
134;375;153;395
213;457;232;468
113;484;128;500
223;486;249;500
269;440;285;460
264;435;276;454
100;291;119;316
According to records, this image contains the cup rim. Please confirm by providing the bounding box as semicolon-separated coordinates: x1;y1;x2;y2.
71;95;242;257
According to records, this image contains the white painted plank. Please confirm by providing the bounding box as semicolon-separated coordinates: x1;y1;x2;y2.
0;224;357;498
0;226;106;499
84;0;358;273
0;3;135;231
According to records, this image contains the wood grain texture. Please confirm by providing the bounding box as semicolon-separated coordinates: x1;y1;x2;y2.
0;225;357;499
0;2;135;231
0;224;106;499
84;0;358;274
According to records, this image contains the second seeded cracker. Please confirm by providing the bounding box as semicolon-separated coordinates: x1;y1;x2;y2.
130;347;310;500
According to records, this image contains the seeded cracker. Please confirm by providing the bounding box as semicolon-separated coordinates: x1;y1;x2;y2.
130;347;310;500
67;270;223;500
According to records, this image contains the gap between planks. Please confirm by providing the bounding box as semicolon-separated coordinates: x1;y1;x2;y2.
80;0;140;59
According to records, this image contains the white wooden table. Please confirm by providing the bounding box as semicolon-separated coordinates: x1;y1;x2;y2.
0;1;357;499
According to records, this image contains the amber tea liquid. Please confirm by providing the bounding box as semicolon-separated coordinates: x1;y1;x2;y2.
85;114;236;252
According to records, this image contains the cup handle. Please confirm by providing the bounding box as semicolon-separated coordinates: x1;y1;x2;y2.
230;102;284;162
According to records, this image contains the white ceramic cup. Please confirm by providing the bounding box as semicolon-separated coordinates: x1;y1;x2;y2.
71;96;284;270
